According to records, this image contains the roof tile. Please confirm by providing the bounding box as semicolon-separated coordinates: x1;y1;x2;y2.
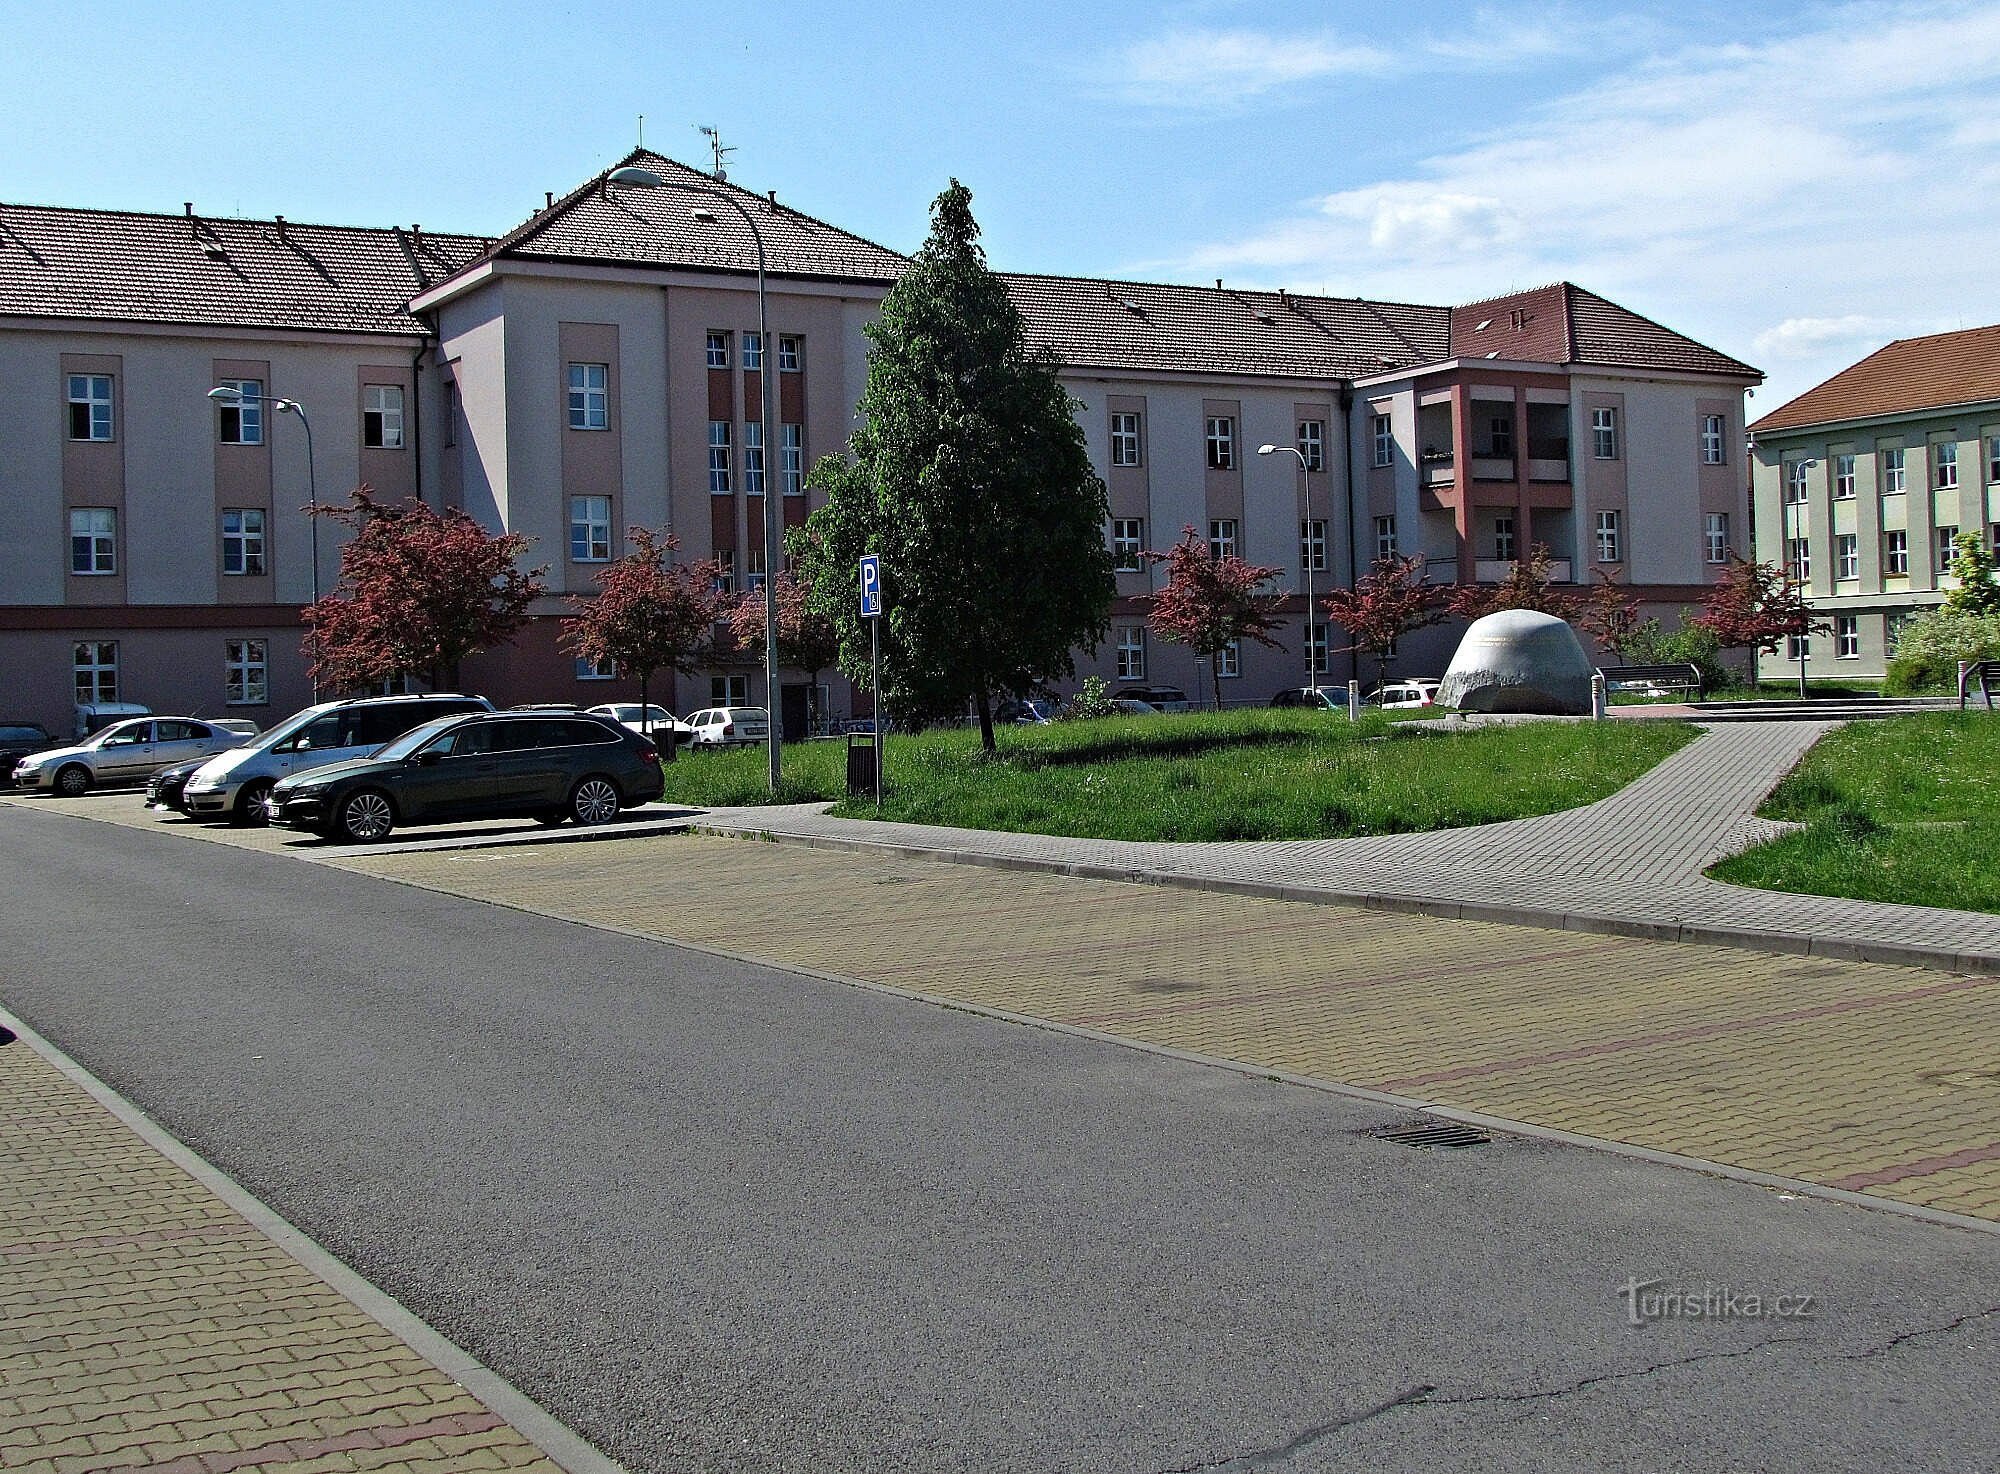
1750;323;2000;432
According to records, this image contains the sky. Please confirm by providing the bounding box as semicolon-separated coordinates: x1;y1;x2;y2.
6;0;1998;412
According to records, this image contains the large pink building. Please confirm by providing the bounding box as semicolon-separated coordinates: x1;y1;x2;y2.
0;152;1760;734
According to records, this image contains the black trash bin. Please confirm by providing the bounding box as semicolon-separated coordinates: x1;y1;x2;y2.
845;730;879;797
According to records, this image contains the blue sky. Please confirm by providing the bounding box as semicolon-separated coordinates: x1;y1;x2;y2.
6;0;1998;410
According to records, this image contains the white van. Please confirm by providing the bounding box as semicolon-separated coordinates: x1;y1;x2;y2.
181;693;491;824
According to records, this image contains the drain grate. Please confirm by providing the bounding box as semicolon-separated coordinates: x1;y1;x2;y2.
1368;1120;1491;1150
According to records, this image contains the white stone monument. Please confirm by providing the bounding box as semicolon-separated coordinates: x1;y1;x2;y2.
1438;609;1594;715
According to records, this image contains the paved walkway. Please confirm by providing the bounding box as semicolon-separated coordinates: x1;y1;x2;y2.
0;1022;590;1474
694;720;2000;972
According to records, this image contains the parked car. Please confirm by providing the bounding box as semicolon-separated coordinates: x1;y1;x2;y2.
1269;687;1343;712
1112;685;1193;714
11;718;249;797
1109;698;1163;716
1370;680;1441;710
181;693;492;825
211;718;263;738
72;701;152;739
685;706;770;747
585;702;697;746
145;757;209;813
268;710;664;843
0;722;58;788
994;698;1057;725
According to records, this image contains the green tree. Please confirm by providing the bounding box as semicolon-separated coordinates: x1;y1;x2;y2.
798;181;1114;753
1942;529;2000;617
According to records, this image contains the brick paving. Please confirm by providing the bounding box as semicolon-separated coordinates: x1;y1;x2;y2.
0;1030;571;1474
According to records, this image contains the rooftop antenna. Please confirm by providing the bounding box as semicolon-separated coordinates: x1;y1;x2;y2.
637;114;645;149
697;125;734;182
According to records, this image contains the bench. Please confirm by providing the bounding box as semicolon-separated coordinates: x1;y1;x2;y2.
1597;663;1703;698
1961;660;2000;711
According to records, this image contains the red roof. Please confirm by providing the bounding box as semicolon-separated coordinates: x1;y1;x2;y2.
1751;322;2000;432
1449;283;1758;379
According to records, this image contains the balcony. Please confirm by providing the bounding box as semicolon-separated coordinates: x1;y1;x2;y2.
1476;558;1571;583
1526;456;1569;482
1420;454;1455;487
1470;456;1515;481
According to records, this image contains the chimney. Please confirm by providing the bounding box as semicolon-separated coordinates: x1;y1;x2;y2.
545;191;554;210
1214;278;1222;290
184;202;194;217
766;189;776;212
411;224;422;246
274;214;287;241
1279;287;1289;305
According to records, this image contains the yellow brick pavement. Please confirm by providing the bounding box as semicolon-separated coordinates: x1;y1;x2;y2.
344;834;2000;1224
0;1035;567;1474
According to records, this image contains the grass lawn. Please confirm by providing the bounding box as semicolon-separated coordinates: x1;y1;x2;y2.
1708;713;2000;913
657;709;1697;842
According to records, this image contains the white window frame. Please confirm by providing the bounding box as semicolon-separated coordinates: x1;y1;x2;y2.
713;548;736;595
69;507;116;575
73;641;118;704
1701;414;1725;465
777;335;802;373
217;378;263;445
575;654;617;681
1306;622;1329;677
1591;406;1619;460
225;638;268;706
1836;616;1859;660
1785;460;1809;504
1836;534;1858;581
1881;446;1906;493
1208;518;1238;560
1115;626;1146;680
222;508;266;576
362;384;405;449
1938;525;1961;574
743;420;765;497
745;546;767;593
780;423;804;495
705;332;730;370
567;362;608;430
1301;518;1327;572
1787;536;1810;582
711;675;750;707
708;421;732;494
67;374;113;441
1111;518;1144;572
1371;412;1393;468
1595;509;1622;564
1205;416;1235;470
1109;411;1141;468
1833;453;1855;499
1787;634;1810;662
1885;529;1908;575
1373;515;1397;560
742;332;763;372
1297;419;1324;473
1487;412;1514;458
570;495;612;562
1493;514;1516;562
1217;639;1241;679
1705;512;1730;564
1935;441;1959;489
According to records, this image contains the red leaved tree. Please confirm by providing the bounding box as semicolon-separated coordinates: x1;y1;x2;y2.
563;527;727;735
1142;524;1286;710
1448;544;1577;621
1689;555;1829;693
1574;570;1643;659
1321;555;1447;689
304;487;545;692
730;569;841;734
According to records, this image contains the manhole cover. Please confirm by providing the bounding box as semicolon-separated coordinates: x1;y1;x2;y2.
1368;1120;1492;1150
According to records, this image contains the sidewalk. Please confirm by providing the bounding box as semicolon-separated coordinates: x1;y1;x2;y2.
0;1020;596;1474
692;720;2000;973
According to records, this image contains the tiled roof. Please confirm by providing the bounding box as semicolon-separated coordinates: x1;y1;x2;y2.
482;149;907;285
1003;273;1451;380
1449;283;1759;379
1750;323;2000;432
0;204;485;336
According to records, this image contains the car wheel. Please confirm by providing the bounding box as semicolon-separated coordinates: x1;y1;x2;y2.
54;764;91;798
569;776;620;827
334;789;396;843
234;779;276;827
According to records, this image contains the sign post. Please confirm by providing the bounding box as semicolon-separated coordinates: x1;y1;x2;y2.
859;554;883;807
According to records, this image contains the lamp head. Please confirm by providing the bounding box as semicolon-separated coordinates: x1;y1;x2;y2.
206;386;240;402
607;166;671;188
1257;444;1279;455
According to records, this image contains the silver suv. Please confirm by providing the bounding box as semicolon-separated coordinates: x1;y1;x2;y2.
182;694;491;824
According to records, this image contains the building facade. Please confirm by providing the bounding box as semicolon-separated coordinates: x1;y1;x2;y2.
1;152;1760;734
1749;324;2000;679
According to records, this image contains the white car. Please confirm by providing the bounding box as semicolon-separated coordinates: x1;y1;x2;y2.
685;706;770;747
11;717;249;797
1372;680;1441;710
585;703;697;746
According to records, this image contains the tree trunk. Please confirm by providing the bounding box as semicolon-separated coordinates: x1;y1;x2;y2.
974;683;996;754
1209;652;1222;712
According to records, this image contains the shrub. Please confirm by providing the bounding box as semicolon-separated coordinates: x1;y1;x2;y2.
1624;618;1732;692
1063;676;1117;722
1882;607;2000;694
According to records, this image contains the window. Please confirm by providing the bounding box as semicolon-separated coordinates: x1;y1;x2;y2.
567;363;608;430
746;547;767;592
222;509;266;576
1786;536;1810;582
781;423;804;495
713;548;736;594
1992;522;2000;555
217;378;263;444
67;374;114;441
708;421;732;494
570;495;612;562
442;382;458;448
1836;534;1858;581
1705;512;1730;564
1836;616;1859;660
1701;414;1725;465
1372;412;1393;467
1882;446;1906;493
73;641;118;703
705;332;730;370
225;639;268;706
575;654;617;681
69;508;115;574
1110;411;1141;468
362;385;405;449
742;332;763;371
1300;519;1327;572
1297;419;1324;472
1989;436;2000;485
778;335;802;372
1306;622;1328;676
1112;518;1144;572
1115;627;1146;680
1595;509;1622;563
1487;414;1513;458
1831;454;1855;499
1937;524;1961;574
1887;611;1910;655
743;421;765;496
1784;460;1810;504
711;675;750;707
1205;416;1235;470
1591;406;1618;460
1218;639;1241;679
1374;515;1397;560
1787;634;1811;662
1208;519;1238;560
1935;441;1959;489
1493;514;1515;562
1885;529;1908;575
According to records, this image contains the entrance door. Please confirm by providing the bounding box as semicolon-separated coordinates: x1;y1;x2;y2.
781;684;810;743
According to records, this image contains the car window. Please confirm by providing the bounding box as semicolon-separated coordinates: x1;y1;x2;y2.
380;718;469;761
0;725;48;743
155;720;202;741
544;719;614;747
289;715;345;751
101;722;152;746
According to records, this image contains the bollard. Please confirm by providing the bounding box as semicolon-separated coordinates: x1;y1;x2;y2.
1347;679;1361;721
1591;671;1608;721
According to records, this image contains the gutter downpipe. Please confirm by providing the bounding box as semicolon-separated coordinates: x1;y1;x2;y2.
1340;382;1360;688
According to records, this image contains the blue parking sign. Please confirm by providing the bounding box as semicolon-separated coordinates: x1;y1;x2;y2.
859;554;882;618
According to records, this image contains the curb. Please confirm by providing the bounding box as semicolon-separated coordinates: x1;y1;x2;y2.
688;822;2000;977
0;1004;629;1474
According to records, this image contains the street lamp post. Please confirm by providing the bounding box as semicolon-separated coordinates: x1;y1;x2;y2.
609;164;783;794
1789;457;1819;701
208;387;321;699
1258;442;1317;693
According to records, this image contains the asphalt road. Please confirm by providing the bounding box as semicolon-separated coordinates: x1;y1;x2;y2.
3;801;1997;1473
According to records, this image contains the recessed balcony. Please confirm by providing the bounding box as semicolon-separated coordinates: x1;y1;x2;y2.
1476;557;1571;583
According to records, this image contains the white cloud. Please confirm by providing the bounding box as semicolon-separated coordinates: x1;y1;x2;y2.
1111;30;1392;106
1150;1;2000;407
